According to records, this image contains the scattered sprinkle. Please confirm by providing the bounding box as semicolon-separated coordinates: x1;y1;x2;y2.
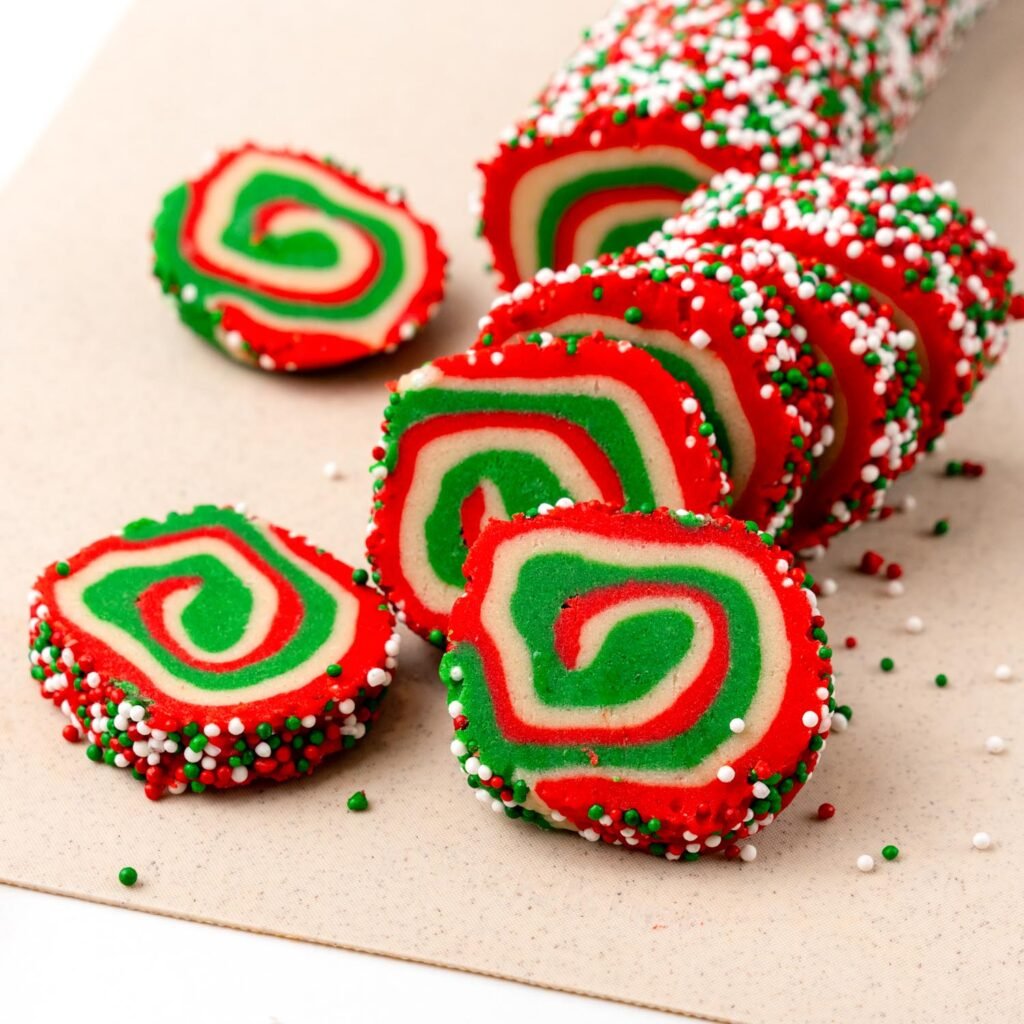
932;518;950;536
856;854;875;872
323;461;342;480
739;844;757;862
995;664;1013;682
880;657;895;672
985;736;1006;754
886;580;905;597
844;636;857;649
934;673;949;688
972;832;992;850
347;790;369;812
904;616;924;634
817;802;836;820
859;550;884;575
885;563;903;580
118;866;138;887
882;844;899;861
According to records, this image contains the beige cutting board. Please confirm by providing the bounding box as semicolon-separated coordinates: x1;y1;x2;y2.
1;3;1022;1020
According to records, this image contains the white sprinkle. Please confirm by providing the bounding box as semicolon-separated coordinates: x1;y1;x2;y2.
900;494;917;512
366;667;389;687
856;854;875;872
972;831;992;850
831;712;849;732
450;739;468;757
802;711;819;729
449;666;464;683
729;718;745;734
739;844;757;862
448;701;464;718
886;580;905;597
905;616;924;634
752;782;770;799
820;577;838;597
180;283;198;303
323;461;342;480
228;717;244;736
231;766;249;784
717;765;736;783
985;736;1006;754
203;722;221;737
995;664;1013;682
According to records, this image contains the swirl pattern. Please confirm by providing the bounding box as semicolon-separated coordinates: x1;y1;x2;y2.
367;335;728;644
152;144;447;371
477;0;986;288
442;503;834;860
29;506;397;798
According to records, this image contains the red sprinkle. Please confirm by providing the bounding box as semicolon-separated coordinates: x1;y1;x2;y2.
61;724;80;743
817;803;836;820
858;550;884;575
844;636;857;649
885;563;903;580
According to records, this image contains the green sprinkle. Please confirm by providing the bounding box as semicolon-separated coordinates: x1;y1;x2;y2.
55;561;70;577
935;673;949;688
326;663;342;678
881;657;895;672
624;306;643;325
933;518;950;536
285;715;302;731
347;790;369;812
256;722;273;740
351;568;369;585
428;628;446;648
882;844;899;861
118;866;138;888
587;803;604;821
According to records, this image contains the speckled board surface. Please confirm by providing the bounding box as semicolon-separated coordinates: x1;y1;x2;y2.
0;2;1022;1021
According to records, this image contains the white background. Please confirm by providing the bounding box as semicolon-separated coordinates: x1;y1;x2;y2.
0;4;674;1021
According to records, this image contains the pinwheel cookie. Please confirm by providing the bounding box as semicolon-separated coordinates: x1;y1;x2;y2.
367;334;728;643
152;143;446;371
443;503;834;860
28;506;398;798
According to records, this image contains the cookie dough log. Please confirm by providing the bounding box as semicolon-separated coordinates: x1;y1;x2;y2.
442;502;835;860
673;163;1016;445
366;335;728;644
479;248;831;538
28;506;398;799
152;143;447;371
635;232;925;548
476;0;991;289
